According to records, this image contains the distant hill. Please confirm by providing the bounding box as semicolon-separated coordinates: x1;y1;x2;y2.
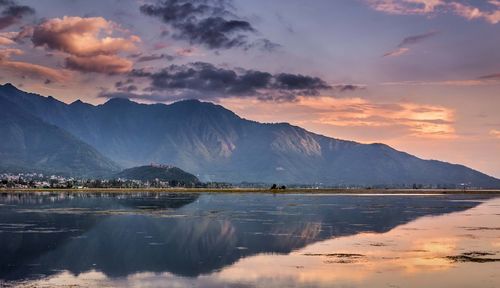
0;92;120;177
115;165;199;184
1;83;499;187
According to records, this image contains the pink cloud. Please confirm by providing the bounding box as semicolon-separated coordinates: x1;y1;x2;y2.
366;0;500;24
31;16;140;74
490;129;500;139
383;47;409;57
32;16;140;57
0;36;14;45
450;2;500;24
366;0;444;15
0;48;70;82
65;55;133;74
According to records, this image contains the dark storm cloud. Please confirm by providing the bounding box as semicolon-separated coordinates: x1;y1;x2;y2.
102;62;333;102
397;31;438;47
134;62;331;101
273;73;331;94
0;0;34;30
139;0;277;50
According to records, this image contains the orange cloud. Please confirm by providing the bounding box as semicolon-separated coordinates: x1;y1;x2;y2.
490;129;500;139
0;48;70;82
32;16;139;57
220;96;456;139
302;97;455;138
0;36;14;46
0;48;23;59
31;16;140;74
65;55;133;74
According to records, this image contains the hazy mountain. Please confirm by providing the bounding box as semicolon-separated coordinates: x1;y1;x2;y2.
115;165;199;184
1;83;499;187
0;91;119;177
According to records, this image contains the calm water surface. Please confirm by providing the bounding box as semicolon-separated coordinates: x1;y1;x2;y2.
0;192;498;287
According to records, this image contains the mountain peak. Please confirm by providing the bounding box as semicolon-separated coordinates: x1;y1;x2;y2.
177;99;201;104
70;99;93;108
106;97;132;104
104;97;133;105
169;98;237;117
1;83;19;90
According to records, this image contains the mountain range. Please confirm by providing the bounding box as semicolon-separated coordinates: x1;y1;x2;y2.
0;83;499;187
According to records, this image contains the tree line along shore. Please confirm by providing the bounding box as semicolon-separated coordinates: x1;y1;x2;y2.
1;187;499;194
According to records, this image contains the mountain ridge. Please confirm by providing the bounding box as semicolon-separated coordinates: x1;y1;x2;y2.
1;83;499;187
0;92;120;177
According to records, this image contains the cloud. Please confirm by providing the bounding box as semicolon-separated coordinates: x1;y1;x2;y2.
0;47;21;58
0;0;34;30
32;16;139;57
140;0;277;50
478;73;500;80
382;72;500;86
31;16;140;74
333;84;366;92
449;2;500;24
0;27;32;49
0;34;13;45
366;0;500;24
0;48;70;82
366;0;444;15
115;78;138;92
122;62;332;102
0;26;33;43
383;47;409;57
220;96;456;139
294;97;456;138
134;53;175;62
397;31;438;47
490;129;500;139
175;47;202;56
65;55;133;74
384;31;437;57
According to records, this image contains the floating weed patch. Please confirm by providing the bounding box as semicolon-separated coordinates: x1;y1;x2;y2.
303;253;366;263
303;253;365;257
459;226;500;231
445;251;500;263
369;242;388;247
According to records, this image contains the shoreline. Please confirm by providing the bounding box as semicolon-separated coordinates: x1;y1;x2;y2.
1;188;500;194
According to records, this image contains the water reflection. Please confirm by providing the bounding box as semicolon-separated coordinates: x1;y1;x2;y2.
0;193;498;287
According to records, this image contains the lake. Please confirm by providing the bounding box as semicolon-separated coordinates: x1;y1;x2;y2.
0;192;499;287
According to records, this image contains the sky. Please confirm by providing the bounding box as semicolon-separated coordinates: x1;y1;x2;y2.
0;0;499;177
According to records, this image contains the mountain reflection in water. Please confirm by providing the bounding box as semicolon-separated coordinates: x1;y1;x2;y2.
0;193;498;287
